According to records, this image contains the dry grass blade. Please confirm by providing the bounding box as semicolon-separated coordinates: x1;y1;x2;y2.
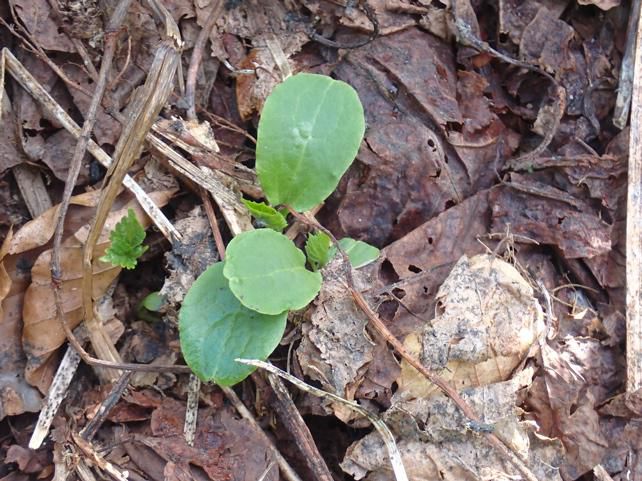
79;40;180;379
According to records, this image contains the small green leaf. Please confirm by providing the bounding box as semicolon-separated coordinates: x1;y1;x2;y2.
242;199;288;232
223;229;322;315
179;262;287;386
141;292;165;312
100;209;148;269
256;73;365;212
332;238;380;268
305;231;332;271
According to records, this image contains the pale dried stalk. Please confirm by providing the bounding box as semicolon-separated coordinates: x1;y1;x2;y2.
80;41;180;379
238;359;409;481
183;374;201;446
627;1;642;393
29;346;81;449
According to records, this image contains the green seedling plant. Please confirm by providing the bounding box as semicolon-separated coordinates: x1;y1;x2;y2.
100;208;148;269
179;73;380;386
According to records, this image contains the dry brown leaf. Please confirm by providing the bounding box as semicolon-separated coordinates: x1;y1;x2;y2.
296;257;378;423
395;254;545;400
21;190;174;392
9;0;75;52
342;368;564;481
132;397;278;481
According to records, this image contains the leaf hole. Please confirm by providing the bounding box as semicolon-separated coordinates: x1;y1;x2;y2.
444;200;455;210
428;237;433;245
392;288;406;299
380;259;400;284
408;264;422;274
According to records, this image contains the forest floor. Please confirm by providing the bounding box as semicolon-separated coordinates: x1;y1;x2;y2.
0;0;637;480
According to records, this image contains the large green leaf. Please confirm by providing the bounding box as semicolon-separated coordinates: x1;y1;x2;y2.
223;229;322;314
256;73;365;212
179;262;287;386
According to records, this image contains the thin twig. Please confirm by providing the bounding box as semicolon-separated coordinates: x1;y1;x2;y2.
253;372;334;481
183;374;201;446
80;371;134;441
108;33;132;91
201;189;227;258
185;0;224;120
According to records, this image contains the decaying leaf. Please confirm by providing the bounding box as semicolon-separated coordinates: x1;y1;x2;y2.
342;368;563;481
296;257;379;422
396;254;545;400
341;254;557;480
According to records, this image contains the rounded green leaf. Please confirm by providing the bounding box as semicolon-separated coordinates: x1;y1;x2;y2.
256;73;365;212
223;229;322;315
179;262;287;386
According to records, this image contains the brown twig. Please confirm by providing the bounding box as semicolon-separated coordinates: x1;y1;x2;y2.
80;371;133;441
185;0;224;120
108;33;132;91
201;189;227;259
252;373;334;481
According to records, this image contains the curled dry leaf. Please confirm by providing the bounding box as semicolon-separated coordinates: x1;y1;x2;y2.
342;256;560;481
395;254;545;400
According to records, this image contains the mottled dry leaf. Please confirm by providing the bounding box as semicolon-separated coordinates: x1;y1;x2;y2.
395;254;544;400
342;369;563;481
296;257;378;422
